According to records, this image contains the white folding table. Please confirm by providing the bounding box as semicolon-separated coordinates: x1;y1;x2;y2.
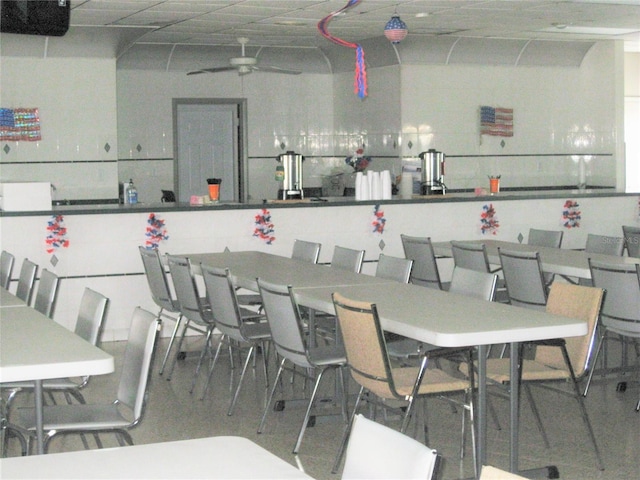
0;302;114;454
0;436;312;479
431;239;640;279
294;281;588;477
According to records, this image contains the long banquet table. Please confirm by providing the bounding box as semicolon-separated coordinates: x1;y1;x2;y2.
431;239;640;279
0;292;114;455
0;436;312;479
182;250;588;477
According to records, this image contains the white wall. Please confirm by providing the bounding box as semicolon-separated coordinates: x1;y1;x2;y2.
0;56;119;201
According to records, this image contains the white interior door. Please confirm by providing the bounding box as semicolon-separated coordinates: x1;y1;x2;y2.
176;103;238;202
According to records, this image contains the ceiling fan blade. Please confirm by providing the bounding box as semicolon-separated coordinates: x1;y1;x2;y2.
187;66;237;75
254;65;302;75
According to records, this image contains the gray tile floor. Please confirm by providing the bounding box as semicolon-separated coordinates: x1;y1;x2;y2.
5;335;640;479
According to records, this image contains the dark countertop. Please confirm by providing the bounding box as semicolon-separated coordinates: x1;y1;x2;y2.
0;188;630;217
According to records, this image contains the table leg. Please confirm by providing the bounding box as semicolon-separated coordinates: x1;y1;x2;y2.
509;342;519;473
34;379;44;455
476;344;488;478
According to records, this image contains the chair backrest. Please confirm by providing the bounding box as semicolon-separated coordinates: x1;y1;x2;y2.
0;250;15;290
332;292;398;401
201;265;245;342
166;254;212;327
74;288;109;346
375;254;413;283
138;246;179;313
400;234;443;290
291;239;321;264
341;414;440;480
622;225;640;258
589;259;640;335
257;278;311;368
528;228;563;248
116;307;161;423
15;258;38;304
331;246;365;273
449;267;497;301
451;241;491;273
32;269;61;318
585;233;624;256
498;248;547;310
536;283;604;377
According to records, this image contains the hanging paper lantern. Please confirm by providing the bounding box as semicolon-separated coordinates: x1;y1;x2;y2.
384;15;408;44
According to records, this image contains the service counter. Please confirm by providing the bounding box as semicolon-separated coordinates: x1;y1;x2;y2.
1;189;637;340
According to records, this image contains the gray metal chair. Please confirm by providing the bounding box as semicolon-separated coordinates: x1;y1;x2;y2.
10;307;160;453
341;413;441;480
32;269;61;319
138;246;183;377
528;228;563;287
375;253;413;283
3;288;109;412
15;258;38;304
330;245;365;273
451;241;507;301
579;234;625;287
584;259;640;403
498;248;548;311
0;250;15;290
166;255;215;392
622;225;640;258
198;265;271;415
401;234;449;290
256;278;348;455
291;239;321;263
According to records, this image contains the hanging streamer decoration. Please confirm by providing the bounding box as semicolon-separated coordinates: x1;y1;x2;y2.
480;204;500;235
253;208;276;245
145;213;169;250
318;0;368;99
562;200;581;229
372;204;386;234
45;215;69;254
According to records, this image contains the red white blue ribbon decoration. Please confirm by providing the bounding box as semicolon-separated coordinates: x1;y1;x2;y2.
45;215;69;254
145;213;169;250
317;0;368;99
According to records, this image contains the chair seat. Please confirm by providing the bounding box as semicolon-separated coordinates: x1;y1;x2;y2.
242;321;272;341
14;403;132;432
307;344;346;366
391;367;470;397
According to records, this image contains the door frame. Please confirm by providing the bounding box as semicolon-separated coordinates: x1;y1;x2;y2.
172;98;248;203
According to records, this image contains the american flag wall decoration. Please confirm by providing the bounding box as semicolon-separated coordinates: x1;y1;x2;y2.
0;107;41;141
480;106;513;137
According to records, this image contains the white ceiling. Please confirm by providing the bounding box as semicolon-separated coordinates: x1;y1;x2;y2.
70;0;640;51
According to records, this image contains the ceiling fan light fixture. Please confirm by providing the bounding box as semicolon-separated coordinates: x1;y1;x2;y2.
384;15;408;44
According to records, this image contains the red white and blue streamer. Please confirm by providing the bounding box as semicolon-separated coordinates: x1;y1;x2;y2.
254;209;276;245
562;200;581;229
372;204;386;234
480;204;500;235
317;0;368;99
145;213;169;250
45;215;69;254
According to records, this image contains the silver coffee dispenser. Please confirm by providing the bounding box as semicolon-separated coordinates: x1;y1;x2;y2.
419;149;446;195
276;151;305;200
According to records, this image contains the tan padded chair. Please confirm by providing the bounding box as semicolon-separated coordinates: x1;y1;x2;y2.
341;414;441;480
468;283;605;471
331;292;476;475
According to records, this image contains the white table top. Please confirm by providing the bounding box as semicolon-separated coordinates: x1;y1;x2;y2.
0;436;313;479
295;282;587;348
0;306;114;383
184;251;394;290
0;287;26;307
431;239;640;279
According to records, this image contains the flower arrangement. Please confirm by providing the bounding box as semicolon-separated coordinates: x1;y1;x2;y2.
345;148;371;172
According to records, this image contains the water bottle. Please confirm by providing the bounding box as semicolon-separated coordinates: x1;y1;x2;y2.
127;179;138;205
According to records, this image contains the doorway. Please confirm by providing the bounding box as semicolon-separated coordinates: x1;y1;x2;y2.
173;99;248;203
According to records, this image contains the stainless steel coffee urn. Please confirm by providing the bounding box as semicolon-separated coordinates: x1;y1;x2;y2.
276;151;305;200
419;149;446;195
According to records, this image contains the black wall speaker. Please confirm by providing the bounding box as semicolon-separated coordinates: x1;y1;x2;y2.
1;0;70;37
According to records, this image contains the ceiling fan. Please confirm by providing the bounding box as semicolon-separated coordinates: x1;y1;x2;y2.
187;37;301;76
